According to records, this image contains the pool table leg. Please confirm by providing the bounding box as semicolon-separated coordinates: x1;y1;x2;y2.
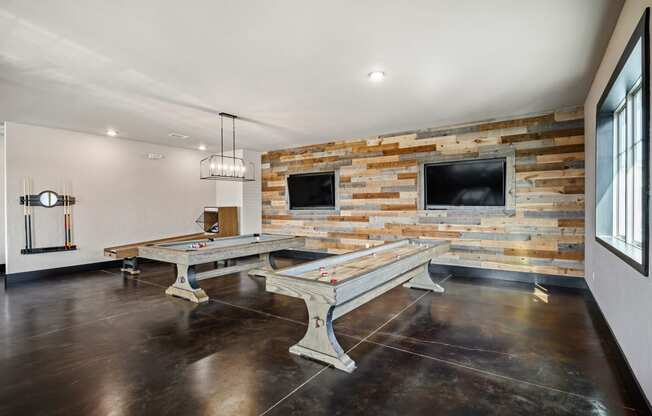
165;264;209;303
289;300;356;373
403;264;444;293
261;253;276;269
248;253;275;277
120;257;141;275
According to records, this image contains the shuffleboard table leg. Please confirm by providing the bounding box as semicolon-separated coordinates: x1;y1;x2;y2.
120;257;141;275
403;264;445;293
165;264;209;303
290;300;356;373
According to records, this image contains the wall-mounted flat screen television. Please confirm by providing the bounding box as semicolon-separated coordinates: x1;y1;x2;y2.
288;172;335;209
424;158;506;208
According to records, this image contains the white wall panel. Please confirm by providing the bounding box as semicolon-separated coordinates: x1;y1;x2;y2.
4;122;215;274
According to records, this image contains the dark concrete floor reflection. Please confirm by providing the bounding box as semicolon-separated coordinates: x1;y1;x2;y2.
0;258;649;416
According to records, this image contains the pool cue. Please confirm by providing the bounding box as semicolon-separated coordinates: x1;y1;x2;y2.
67;184;73;247
66;183;73;247
26;178;33;250
65;184;69;248
63;184;68;248
64;183;70;248
23;178;29;251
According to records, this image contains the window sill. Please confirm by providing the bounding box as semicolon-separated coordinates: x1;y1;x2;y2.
596;234;647;275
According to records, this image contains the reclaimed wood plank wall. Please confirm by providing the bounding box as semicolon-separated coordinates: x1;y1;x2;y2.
262;107;585;278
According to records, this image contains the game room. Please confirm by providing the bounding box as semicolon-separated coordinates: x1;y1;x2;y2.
1;1;651;415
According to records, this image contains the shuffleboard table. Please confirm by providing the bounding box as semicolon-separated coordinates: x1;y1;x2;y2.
138;234;305;303
258;239;450;373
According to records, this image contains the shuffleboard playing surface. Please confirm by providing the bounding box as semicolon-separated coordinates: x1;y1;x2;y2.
294;244;423;283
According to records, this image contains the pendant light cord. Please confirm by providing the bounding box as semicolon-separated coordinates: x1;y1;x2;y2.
210;112;242;179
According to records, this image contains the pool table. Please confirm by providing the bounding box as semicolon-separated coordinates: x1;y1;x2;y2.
138;233;305;303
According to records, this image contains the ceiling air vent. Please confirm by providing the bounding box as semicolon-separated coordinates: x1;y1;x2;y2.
147;153;165;160
169;132;189;139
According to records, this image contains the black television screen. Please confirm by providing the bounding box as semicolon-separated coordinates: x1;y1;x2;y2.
288;172;335;209
424;158;506;207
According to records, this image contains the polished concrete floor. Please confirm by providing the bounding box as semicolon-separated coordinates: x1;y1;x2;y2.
1;258;649;416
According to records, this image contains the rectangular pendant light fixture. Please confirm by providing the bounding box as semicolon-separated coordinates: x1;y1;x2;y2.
200;112;255;182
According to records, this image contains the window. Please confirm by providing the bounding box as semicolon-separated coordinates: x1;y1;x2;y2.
595;8;649;275
612;82;643;247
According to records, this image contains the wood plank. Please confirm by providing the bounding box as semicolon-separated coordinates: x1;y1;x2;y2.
380;203;417;211
504;248;584;261
501;133;540;144
327;215;369;222
559;219;585;227
397;172;418;180
352;192;401;199
516;144;584;157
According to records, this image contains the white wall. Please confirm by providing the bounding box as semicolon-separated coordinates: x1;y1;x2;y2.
213;148;262;235
584;1;652;402
241;149;262;235
0;124;5;265
4;122;215;274
215;149;244;208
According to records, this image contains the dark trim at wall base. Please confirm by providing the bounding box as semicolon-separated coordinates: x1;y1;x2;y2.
275;250;587;289
586;290;652;413
428;264;588;289
4;260;122;288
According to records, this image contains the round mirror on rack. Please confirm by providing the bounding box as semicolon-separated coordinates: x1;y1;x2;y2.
38;190;59;208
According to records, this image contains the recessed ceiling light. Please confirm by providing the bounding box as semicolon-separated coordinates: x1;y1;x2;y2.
106;129;118;137
169;132;189;139
368;71;385;82
198;145;207;151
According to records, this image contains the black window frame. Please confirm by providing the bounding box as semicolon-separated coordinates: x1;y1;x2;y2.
595;8;650;276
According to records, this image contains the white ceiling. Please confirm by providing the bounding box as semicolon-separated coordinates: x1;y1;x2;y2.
0;0;622;152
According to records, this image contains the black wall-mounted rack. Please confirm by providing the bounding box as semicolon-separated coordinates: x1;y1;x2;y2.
20;195;76;207
20;187;77;255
